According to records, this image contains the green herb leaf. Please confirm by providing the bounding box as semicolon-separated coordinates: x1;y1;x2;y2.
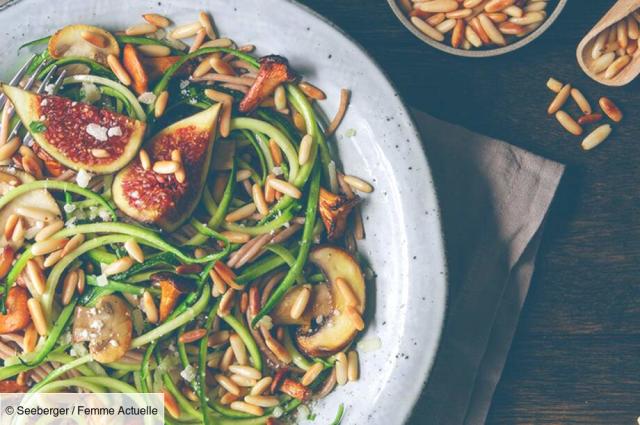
29;121;47;133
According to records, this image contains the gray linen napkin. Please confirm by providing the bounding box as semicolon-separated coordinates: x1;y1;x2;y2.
408;110;565;425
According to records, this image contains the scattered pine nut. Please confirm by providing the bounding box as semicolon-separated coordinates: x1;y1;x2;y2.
301;362;324;386
570;88;591;114
298;134;313;166
26;259;46;295
170;22;202;39
581;124;612;151
143;13;170;28
137;45;171;57
154;90;169;118
225;203;257;222
547;84;571;115
347;350;359;382
250;377;273;396
298;82;326;100
335;352;348;385
290;286;311;320
61;233;85;257
124;239;145;263
230;334;248;365
599;97;623;122
178;328;207;343
555;111;583;136
27;298;48;336
153;160;179;174
103;256;135;276
141;291;159;324
230;401;263;417
139;149;151;170
268;178;302;199
577;113;603;125
126;23;158;36
31;238;68;256
163;389;180;419
345;305;365;330
343;175;373;193
107;54;132;86
199;11;217;39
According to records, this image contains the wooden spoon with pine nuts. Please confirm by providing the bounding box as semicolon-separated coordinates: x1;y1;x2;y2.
577;0;640;86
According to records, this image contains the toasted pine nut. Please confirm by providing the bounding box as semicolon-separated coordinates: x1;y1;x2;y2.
21;155;42;179
179;328;207;343
264;174;276;203
141;291;159;324
192;58;213;78
230;334;248;365
268;178;302;199
230;401;263;416
225;203;257;222
546;77;563;93
509;11;545;26
208;330;230;347
599;97;623;122
31;238;67;257
103;256;135;276
345;305;365;330
464;0;483;7
15;206;55;223
410;17;445;42
143;13;170;28
487;12;508;23
301;362;324;386
229;365;262;380
153;160;179;174
126;23;158;36
335;352;348;385
347;351;359;382
124;239;145;263
0;136;20;160
3;214;19;240
547;84;571;115
581;124;612;151
154;90;169;118
162;389;180;419
604;55;631;79
498;22;525;35
290;286;311;320
230;374;257;387
43;249;63;268
478;14;505;45
220;392;239;405
189;28;207;53
139;149;151;171
465;25;483;47
592;29;609;59
250;377;273;396
61;270;78;306
137;44;171;57
170;22;202;39
252;184;269;216
343;175;373;193
260;326;291;364
570;88;591;115
484;0;514;13
244;395;280;408
577;113;603;125
268;139;283;166
216;374;241;396
90;148;109;158
218;288;236;317
60;234;84;258
201;38;233;49
617;19;629;49
236;169;252;182
416;0;458;13
447;9;473;19
107;54;132;86
555;111;583;136
503;5;523;18
23;323;37;353
199;11;217;39
81;31;109;48
11;217;25;245
209;268;227;296
0;246;15;279
628;15;639;40
590;52;616;74
298;82;326;100
436;19;457;34
274;85;287;111
451;19;466;48
218;231;250;246
298;134;313;166
220;347;235;371
336;277;359;307
27;298;47;336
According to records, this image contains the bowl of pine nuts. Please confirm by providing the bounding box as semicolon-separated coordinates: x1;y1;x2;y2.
388;0;567;57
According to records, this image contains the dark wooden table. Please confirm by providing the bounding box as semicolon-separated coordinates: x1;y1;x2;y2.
299;1;640;423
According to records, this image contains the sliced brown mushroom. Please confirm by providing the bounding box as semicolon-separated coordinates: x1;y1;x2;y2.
238;55;297;113
72;295;132;363
0;287;31;334
152;273;193;322
48;24;120;66
318;188;359;241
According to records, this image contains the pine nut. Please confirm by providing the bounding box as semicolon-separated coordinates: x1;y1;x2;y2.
27;298;47;336
23;323;37;353
499;22;525;35
464;0;483;7
152;160;179;174
91;148;110;158
465;25;483;47
230;374;257;387
106;54;132;86
617;19;629;49
126;23;158;36
290;285;311;320
487;12;508;23
336;277;359;307
570;88;591;115
220;392;239;405
141;291;159;324
447;9;473;19
555;111;583;136
298;134;313;166
201;38;233;49
590;52;616;74
142;13;170;28
235;169;252;182
170;22;202;39
546;77;563;93
301;362;324;386
0;246;15;279
137;44;171;57
416;0;458;13
23;155;43;179
189;28;207;53
229;365;262;380
268;178;302;199
199;11;217;39
592;30;609;59
547;84;571;115
192;58;213;78
124;239;144;263
208;330;230;347
218;288;236;317
298;82;326;100
577;113;603;125
43;249;63;268
230;401;263;416
61;270;78;306
11;217;25;245
230;334;248;365
244;395;279;408
103;256;134;276
436;19;457;34
599;97;623;122
81;31;109;48
252;184;269;216
410;16;445;42
34;220;63;243
347;351;359;382
268;139;283;166
25;260;44;296
209;268;227;296
478;14;506;45
162;389;180;419
260;326;291;364
139;149;151;171
225;203;257;222
343;175;373;193
345;306;365;331
216;374;241;396
250;377;273;396
526;1;547;12
264;174;276;203
485;0;514;13
503;5;523;18
179;328;207;343
335;352;348;385
61;233;85;257
604;55;631;79
220;346;235;371
509;11;545;26
274;85;287;111
3;214;19;240
0;136;20;161
154;90;169;118
76;269;85;294
581;124;612;151
628;15;639;40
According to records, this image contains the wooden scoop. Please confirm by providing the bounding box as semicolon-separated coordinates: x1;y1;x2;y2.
577;0;640;86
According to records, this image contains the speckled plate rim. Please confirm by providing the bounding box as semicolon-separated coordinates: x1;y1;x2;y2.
0;0;448;423
387;0;568;58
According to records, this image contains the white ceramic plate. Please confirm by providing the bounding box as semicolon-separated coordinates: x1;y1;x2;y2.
0;0;447;423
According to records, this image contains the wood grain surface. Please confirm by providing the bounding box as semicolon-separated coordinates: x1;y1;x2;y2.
298;0;640;423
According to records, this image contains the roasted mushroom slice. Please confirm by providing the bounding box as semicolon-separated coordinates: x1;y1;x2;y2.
318;188;359;241
238;55;297;113
0;380;28;393
48;24;120;66
72;295;132;363
295;246;366;357
0;287;31;334
152;273;194;322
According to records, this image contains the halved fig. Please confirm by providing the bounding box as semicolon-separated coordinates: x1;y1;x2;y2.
295;246;366;357
48;24;119;66
2;85;146;174
238;55;297;113
0;167;61;241
72;295;132;363
112;104;221;231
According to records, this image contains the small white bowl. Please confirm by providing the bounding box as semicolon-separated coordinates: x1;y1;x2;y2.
387;0;568;57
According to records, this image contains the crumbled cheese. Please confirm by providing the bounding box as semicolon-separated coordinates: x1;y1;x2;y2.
63;203;77;214
39;115;45;121
90;319;104;331
95;274;108;287
180;365;196;382
44;84;55;95
75;169;93;188
98;209;112;222
71;101;78;107
107;126;122;137
272;407;284;418
40;98;48;107
81;82;101;104
70;343;88;357
296;405;310;420
257;315;273;330
179;80;190;90
24;221;44;240
65;217;77;227
357;335;382;353
272;166;283;176
86;123;108;142
137;92;156;105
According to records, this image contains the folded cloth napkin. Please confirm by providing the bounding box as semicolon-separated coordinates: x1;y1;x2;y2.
408;110;565;425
